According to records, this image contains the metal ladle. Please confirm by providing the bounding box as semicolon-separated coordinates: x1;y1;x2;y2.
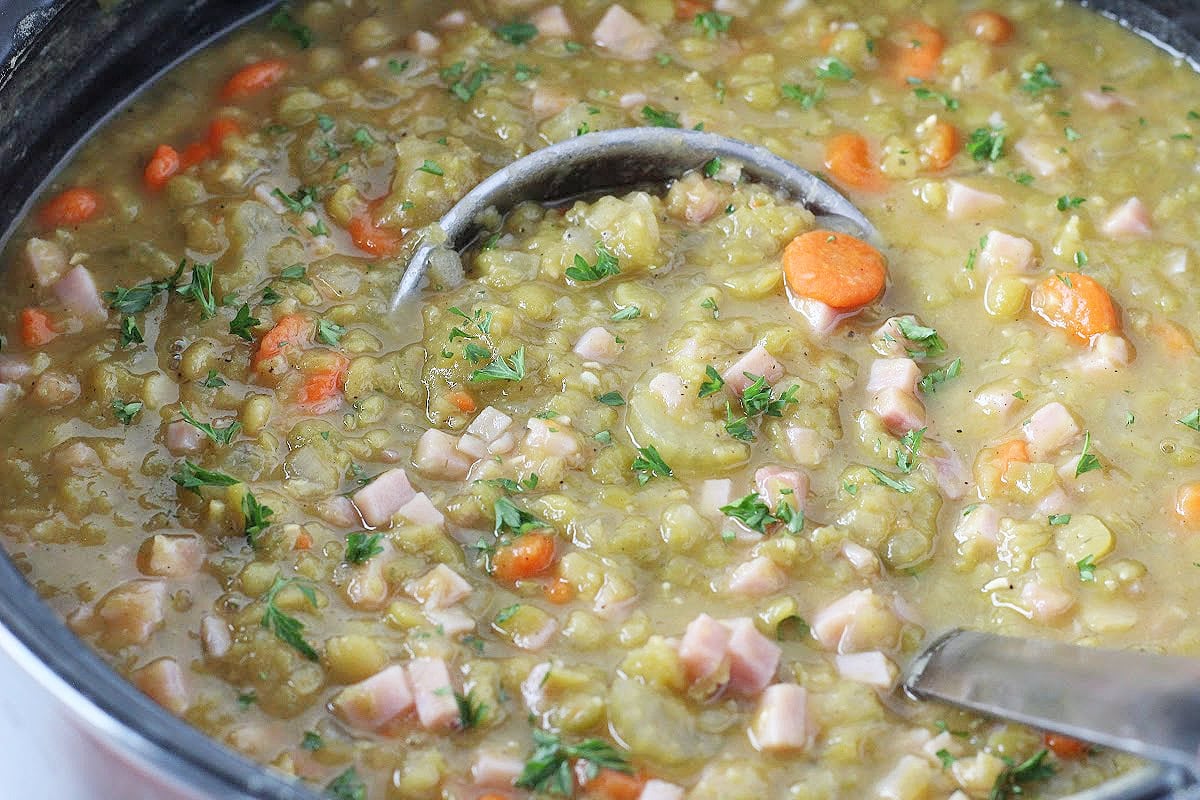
389;127;876;309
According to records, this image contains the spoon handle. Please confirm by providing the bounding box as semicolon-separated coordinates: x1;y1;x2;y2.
905;629;1200;777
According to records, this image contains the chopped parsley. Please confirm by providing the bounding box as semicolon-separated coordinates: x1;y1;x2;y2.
112;399;142;425
268;6;312;48
170;460;240;495
1048;514;1072;526
565;243;620;282
740;374;799;418
103;261;185;314
966;127;1006;161
815;57;854;81
918;358;963;394
936;748;957;768
280;264;307;281
495;604;522;624
867;466;915;494
611;305;640;321
719;491;803;535
1074;430;1102;477
455;689;488;729
345;532;384;564
1074;250;1089;268
595;391;625;407
724;402;754;442
242;491;273;547
641;105;681;128
513;62;540;82
352;127;375;149
417;159;445;176
694;11;732;38
229;304;260;342
179;405;242;446
177;262;217;320
445;62;494;102
516;730;631;794
493;497;550;537
1020;62;1061;95
781;83;825;109
991;749;1055;799
120;316;144;348
496;21;538;45
1178;408;1200;432
201;370;227;389
260;575;320;661
324;767;365;800
703;157;722;178
895;318;947;358
698;365;726;398
631;445;673;485
896;427;926;474
271;186;316;214
914;87;959;110
470;347;526;382
388;58;410;75
700;296;720;317
1056;195;1087;211
301;731;323;751
1064;125;1081;142
316;318;346;346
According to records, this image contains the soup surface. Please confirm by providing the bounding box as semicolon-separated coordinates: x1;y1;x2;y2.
2;1;1199;798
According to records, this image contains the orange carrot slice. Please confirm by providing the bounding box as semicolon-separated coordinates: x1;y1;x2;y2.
39;187;102;228
1176;482;1200;530
824;133;886;191
965;10;1015;45
19;308;57;347
1043;732;1090;759
221;59;288;101
921;120;959;171
888;21;945;82
253;313;312;368
782;229;887;310
492;533;556;582
144;144;181;190
299;353;350;415
348;212;402;257
207;117;242;150
1030;273;1119;343
448;390;477;414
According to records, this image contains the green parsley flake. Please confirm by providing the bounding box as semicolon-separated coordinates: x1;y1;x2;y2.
112;399;142;425
632;445;673;485
641;105;681;128
345;532;384;564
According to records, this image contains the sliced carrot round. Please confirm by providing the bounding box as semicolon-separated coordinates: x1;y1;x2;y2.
783;229;887;310
208;117;243;150
19;308;57;347
253;313;312;368
921;120;959;171
993;438;1030;480
888;21;946;82
299;353;350;414
144;144;181;190
824;133;886;191
965;10;1015;45
1030;273;1119;342
492;533;556;582
221;58;288;101
579;767;645;800
348;212;402;257
179;141;214;170
448;390;477;414
673;0;709;20
1043;732;1090;759
543;578;575;605
1176;482;1200;530
39;187;102;228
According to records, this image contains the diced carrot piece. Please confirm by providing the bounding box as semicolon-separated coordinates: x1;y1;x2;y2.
348;212;403;257
921;120;959;171
824;133;887;192
543;578;575;605
965;10;1015;45
783;229;887;310
448;390;477;413
579;767;645;800
1176;482;1200;530
19;308;57;347
294;531;314;550
1151;320;1195;356
144;144;181;190
1030;273;1120;343
299;353;351;414
818;32;836;53
221;58;288;101
673;0;709;20
477;795;511;800
207;117;242;150
993;439;1030;478
253;313;312;368
179;141;214;170
39;187;102;228
492;533;557;582
888;21;946;82
1043;732;1090;759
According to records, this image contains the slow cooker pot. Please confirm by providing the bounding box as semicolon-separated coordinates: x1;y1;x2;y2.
0;1;1198;798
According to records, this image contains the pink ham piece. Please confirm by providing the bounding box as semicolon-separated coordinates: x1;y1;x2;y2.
397;492;445;528
1082;89;1132;111
414;429;473;480
1021;582;1075;622
25;237;68;287
811;589;902;654
131;657;189;715
929;444;971;500
573;326;621;363
1102;197;1152;238
750;684;813;752
724;617;782;695
315;495;361;528
531;86;574;118
425;607;476;638
138;533;205;578
408;30;440;55
352;467;416;527
531;5;572;38
592;4;662;61
436;9;468;29
698;478;732;517
727;556;786;597
790;295;843;335
524;417;582;461
53;265;107;323
640;780;687;800
867;358;921;395
835;651;899;689
946;180;1005;220
52;441;100;470
784;425;830;466
754;466;808;509
1023;402;1080;461
841;541;881;577
405;564;471;610
467;406;513;443
332;665;414;730
868;358;926;434
979;231;1035;272
1078;332;1132;374
472;750;524;789
0;355;31;383
722;344;784;394
96;579;167;649
408;657;460;731
678;613;731;685
954;503;1000;547
1015;137;1070;177
200;615;232;658
648;372;687;411
165;420;205;456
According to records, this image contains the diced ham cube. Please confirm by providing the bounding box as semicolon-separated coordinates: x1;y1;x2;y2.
929;444;971;500
1082;89;1132;111
131;657;189;715
165;420;205;456
790;295;843;334
573;326;621;363
678;613;731;685
722;345;783;394
467;406;513;443
945;180;1005;219
425;606;476;637
640;780;686;800
352;467;417;527
812;589;902;654
397;492;446;528
53;266;107;323
0;355;31;382
979;231;1035;272
667;172;725;224
750;684;812;752
648;372;687;411
200;615;231;658
728;556;786;597
457;433;489;459
138;533;205;578
867;358;921;395
592;4;663;61
1102;197;1152;238
1037;486;1071;516
488;432;516;455
1079;332;1132;374
524;418;581;460
784;426;830;466
1015;137;1070;177
973;384;1021;418
872;387;926;435
1023;402;1080;460
25;237;68;287
835;651;899;689
531;85;574;118
472;750;524;789
414;429;473;480
315;495;362;528
405;564;471;610
31;371;79;409
52;441;100;470
531;5;572;38
96;579;167;649
408;30;440;55
723;617;782;695
1020;581;1075;622
333;665;415;730
436;9;468;29
872;316;920;358
954;503;1000;546
754;466;808;509
408;657;460;731
841;541;881;577
344;540;393;610
698;478;732;517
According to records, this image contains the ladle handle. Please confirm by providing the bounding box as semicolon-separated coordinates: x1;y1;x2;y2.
906;629;1200;778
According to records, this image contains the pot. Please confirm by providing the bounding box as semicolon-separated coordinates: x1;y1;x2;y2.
0;2;1196;798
